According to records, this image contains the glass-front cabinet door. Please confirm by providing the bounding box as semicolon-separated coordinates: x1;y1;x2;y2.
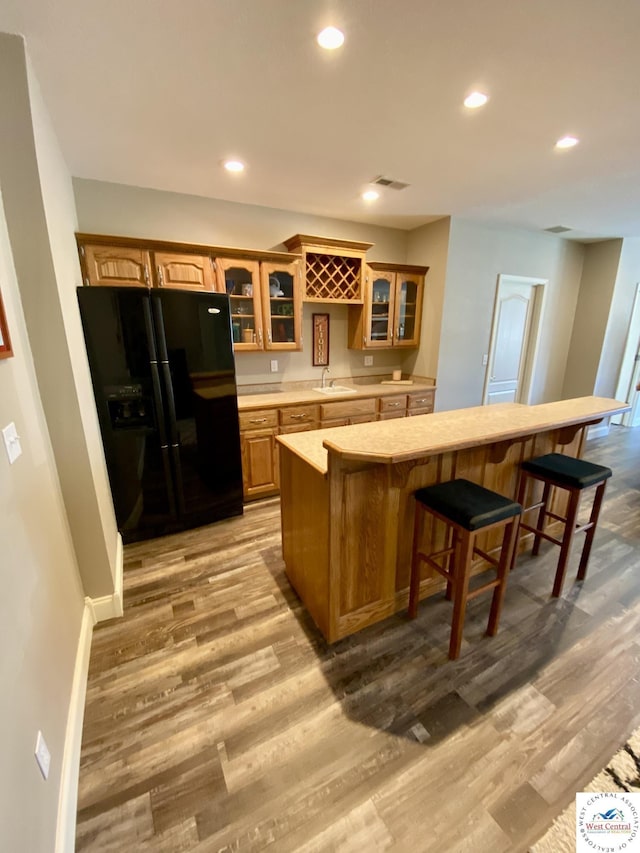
214;258;263;351
367;272;395;347
260;260;303;351
394;273;423;347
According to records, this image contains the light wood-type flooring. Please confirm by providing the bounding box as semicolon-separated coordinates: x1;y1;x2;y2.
76;425;640;852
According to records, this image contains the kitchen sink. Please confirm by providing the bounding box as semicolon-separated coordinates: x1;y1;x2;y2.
312;385;358;395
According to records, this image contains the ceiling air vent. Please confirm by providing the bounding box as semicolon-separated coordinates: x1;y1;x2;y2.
544;225;572;233
371;175;410;191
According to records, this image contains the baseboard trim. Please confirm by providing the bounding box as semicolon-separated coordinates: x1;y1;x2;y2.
587;422;610;440
86;533;124;622
55;601;95;853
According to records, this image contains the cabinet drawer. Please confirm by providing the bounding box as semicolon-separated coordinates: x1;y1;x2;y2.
378;411;405;421
319;397;377;420
320;417;349;429
279;404;319;427
279;422;316;434
407;408;434;416
239;408;279;431
378;394;407;413
349;413;376;425
407;390;435;411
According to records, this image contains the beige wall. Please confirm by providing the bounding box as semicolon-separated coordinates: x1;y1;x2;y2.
595;238;640;397
0;187;85;851
405;216;451;382
0;36;118;599
73;178;417;385
436;218;585;412
562;240;623;399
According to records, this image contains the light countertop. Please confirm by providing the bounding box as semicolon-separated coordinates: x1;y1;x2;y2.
236;376;436;410
277;397;629;475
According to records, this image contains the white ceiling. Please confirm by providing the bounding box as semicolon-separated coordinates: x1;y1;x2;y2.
2;0;640;239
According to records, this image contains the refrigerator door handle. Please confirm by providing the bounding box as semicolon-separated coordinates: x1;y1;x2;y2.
152;294;187;516
142;297;178;518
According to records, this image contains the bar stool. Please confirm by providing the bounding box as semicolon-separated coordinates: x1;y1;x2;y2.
408;479;522;660
516;453;612;597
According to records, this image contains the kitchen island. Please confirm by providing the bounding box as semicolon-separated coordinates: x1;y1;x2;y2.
277;397;629;642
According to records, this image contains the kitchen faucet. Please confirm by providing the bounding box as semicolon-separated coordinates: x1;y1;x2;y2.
321;367;330;389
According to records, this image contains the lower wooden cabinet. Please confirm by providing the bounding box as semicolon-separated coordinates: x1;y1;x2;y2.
239;409;279;500
240;387;435;501
406;389;435;416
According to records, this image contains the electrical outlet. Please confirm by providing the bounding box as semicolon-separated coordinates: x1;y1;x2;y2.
364;355;374;367
2;422;22;465
482;354;489;366
35;731;50;780
270;359;278;373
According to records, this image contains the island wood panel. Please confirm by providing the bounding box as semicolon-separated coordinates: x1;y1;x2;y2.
280;417;594;643
279;450;330;638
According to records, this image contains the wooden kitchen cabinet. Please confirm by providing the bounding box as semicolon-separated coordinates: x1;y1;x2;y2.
238;408;279;500
215;256;303;352
348;263;428;349
215;257;264;351
377;394;407;419
260;260;303;351
79;243;151;288
153;251;215;291
406;388;435;415
319;397;377;428
283;234;372;303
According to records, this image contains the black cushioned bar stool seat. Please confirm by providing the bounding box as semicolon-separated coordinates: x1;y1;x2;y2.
408;478;522;660
516;453;612;597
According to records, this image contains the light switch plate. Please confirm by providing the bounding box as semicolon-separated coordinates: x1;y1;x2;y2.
270;360;278;373
364;355;374;367
35;730;50;780
2;422;22;465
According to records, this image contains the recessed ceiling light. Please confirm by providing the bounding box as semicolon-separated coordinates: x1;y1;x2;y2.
223;159;245;173
317;26;345;50
362;190;379;202
555;135;579;149
464;91;489;109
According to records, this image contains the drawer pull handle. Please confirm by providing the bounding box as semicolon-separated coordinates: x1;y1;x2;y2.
249;418;267;424
415;398;427;404
388;402;400;407
290;413;307;420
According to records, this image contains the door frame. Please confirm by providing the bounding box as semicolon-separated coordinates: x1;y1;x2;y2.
482;274;547;406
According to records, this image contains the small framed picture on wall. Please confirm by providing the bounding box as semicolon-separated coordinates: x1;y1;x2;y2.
0;287;13;360
312;313;329;366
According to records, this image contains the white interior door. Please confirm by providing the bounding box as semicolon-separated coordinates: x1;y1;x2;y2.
484;276;544;406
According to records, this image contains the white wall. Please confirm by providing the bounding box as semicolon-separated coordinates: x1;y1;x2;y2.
73;178;417;384
436;218;585;412
0;187;85;852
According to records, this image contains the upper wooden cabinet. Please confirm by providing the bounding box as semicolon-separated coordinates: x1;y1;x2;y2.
348;263;428;349
79;243;151;288
283;234;372;304
76;234;304;353
215;256;303;352
215;257;264;351
153;251;215;291
260;259;303;351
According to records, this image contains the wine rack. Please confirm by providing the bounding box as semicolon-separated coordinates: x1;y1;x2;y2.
283;234;373;303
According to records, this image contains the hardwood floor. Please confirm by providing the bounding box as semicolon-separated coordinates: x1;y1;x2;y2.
76;424;640;852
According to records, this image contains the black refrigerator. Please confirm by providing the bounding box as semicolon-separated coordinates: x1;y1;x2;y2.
77;286;243;543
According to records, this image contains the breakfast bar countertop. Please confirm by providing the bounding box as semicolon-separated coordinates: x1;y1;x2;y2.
277;396;630;474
